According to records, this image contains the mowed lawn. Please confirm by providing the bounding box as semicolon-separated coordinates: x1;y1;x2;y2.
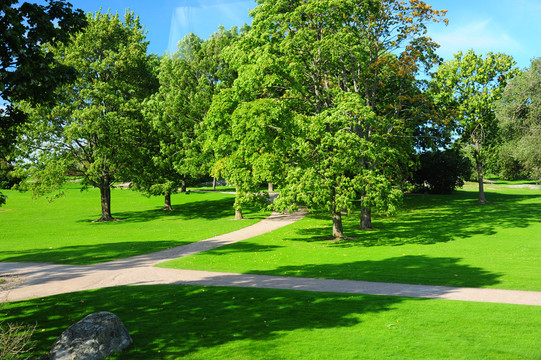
3;285;540;359
0;184;268;264
161;184;541;291
2;183;540;359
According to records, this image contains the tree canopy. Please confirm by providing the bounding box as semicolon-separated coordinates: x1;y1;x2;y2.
496;58;541;180
138;27;244;211
0;0;86;206
203;0;448;237
0;0;86;153
16;11;157;221
431;50;517;203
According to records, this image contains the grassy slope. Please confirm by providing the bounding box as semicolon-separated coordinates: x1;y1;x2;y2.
161;184;541;291
0;184;268;265
3;285;540;360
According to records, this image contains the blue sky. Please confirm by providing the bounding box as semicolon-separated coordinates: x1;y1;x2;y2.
66;0;541;69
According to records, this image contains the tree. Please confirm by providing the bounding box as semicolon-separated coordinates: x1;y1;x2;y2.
431;50;517;203
496;58;541;180
138;52;202;210
140;27;243;212
411;148;472;194
0;0;86;206
206;0;447;236
16;11;157;221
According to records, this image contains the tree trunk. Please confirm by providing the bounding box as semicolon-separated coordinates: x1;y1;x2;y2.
360;206;372;229
474;140;489;204
234;187;243;220
268;183;274;192
235;208;243;220
212;177;217;190
476;158;488;204
332;206;344;239
180;181;187;192
96;185;116;222
163;192;173;211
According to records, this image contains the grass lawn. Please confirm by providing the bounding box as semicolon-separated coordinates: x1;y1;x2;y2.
0;184;269;265
3;285;540;359
161;184;541;291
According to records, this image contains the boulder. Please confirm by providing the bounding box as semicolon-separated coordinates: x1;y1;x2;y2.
49;312;132;360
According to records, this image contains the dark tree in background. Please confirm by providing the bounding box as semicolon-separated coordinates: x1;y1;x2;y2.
1;0;86;150
411;149;472;194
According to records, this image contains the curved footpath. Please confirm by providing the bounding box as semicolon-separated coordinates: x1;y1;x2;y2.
1;210;540;306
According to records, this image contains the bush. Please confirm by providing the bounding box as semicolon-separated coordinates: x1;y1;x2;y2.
0;160;23;190
1;279;36;359
411;149;472;194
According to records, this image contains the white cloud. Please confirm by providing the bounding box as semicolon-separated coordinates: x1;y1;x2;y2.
167;0;253;53
431;18;523;60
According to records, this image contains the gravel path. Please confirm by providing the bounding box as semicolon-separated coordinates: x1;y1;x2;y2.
2;209;540;306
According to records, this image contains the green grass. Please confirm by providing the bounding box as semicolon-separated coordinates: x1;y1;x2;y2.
3;285;540;359
0;184;269;265
161;185;541;291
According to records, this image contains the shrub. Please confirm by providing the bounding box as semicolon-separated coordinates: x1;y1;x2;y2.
411;149;472;194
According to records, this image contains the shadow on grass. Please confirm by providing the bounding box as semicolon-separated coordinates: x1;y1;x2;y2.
2;251;503;359
77;196;238;223
78;196;267;224
0;241;189;265
247;255;502;288
3;285;407;359
290;191;541;247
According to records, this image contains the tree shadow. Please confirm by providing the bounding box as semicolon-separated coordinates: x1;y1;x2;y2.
0;241;189;265
197;242;284;256
4;250;503;359
2;250;502;358
289;191;541;247
77;196;267;224
247;255;501;288
3;285;406;359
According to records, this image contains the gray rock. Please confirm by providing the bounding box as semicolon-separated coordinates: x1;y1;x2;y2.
49;312;132;360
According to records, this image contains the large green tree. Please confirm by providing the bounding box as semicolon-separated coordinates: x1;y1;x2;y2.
432;50;517;203
496;58;541;180
16;11;156;221
205;0;447;237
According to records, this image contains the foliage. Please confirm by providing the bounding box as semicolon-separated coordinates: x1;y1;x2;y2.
485;145;528;181
14;11;157;221
0;0;86;103
0;159;23;190
0;0;85;154
138;27;243;209
205;0;448;236
496;57;541;180
431;50;517;202
271;92;404;236
0;0;86;207
411;148;472;194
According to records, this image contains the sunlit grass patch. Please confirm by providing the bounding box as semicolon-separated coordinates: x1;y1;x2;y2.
0;185;269;265
161;186;541;291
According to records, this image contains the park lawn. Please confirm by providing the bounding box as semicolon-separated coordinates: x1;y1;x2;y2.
2;285;540;359
0;184;269;265
161;185;541;291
